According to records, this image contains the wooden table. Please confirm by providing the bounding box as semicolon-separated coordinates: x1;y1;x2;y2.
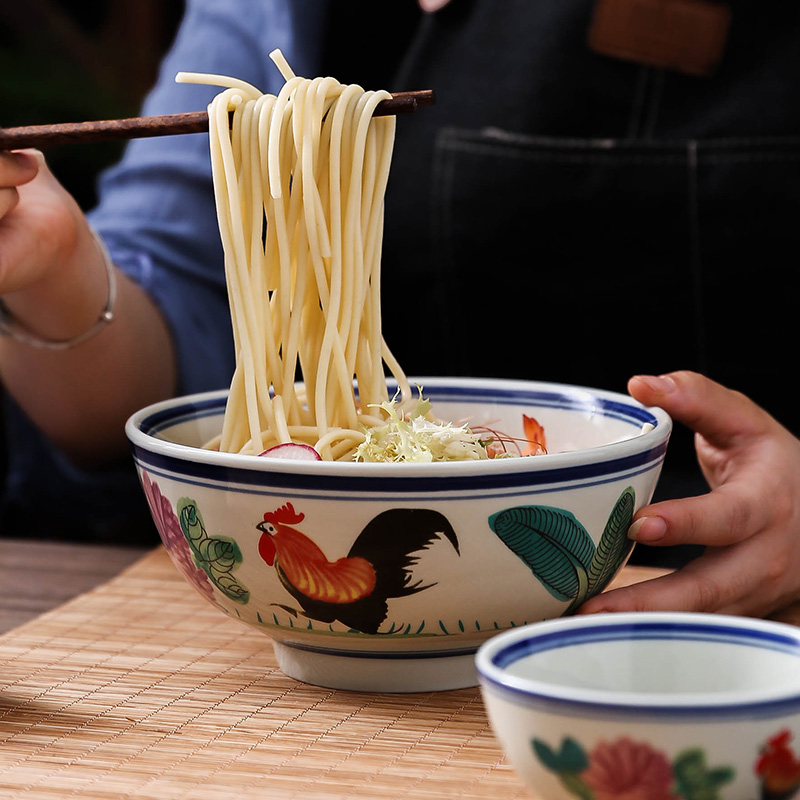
0;539;150;634
0;544;797;799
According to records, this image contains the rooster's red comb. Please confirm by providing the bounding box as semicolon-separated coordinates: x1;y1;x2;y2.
264;502;305;526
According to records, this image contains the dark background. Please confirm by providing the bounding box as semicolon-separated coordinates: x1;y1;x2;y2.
1;0;184;209
0;1;421;210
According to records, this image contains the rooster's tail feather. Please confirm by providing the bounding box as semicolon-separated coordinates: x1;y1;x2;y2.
349;508;460;599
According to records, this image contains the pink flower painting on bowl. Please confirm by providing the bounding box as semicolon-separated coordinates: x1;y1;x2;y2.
140;472;214;602
532;734;735;799
581;737;678;800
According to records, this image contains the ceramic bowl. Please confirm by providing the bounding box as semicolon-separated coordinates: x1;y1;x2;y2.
476;612;800;800
125;377;670;693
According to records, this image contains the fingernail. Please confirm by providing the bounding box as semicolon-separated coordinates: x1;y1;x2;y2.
634;374;677;394
10;150;38;169
418;0;451;10
628;516;667;543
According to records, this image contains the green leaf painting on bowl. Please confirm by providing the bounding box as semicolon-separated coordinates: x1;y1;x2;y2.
177;498;250;605
488;487;635;611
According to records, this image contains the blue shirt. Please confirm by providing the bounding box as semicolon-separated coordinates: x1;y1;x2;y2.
1;0;328;541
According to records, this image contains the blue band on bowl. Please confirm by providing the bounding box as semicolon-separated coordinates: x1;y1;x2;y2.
479;618;800;721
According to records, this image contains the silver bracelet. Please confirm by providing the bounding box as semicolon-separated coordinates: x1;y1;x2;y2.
0;228;117;350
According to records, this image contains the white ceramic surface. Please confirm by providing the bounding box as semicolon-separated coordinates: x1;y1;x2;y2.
126;377;671;692
476;612;800;800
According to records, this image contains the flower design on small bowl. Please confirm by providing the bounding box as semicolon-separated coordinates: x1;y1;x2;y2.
581;738;676;800
532;736;735;800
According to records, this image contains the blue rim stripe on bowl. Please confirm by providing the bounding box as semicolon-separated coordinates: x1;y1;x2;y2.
130;443;668;494
412;385;656;427
280;641;480;660
493;620;800;665
128;378;669;493
132;454;665;501
478;675;800;721
477;618;800;721
139;384;661;439
139;392;227;435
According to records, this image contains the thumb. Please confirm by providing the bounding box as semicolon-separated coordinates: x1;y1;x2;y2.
0;149;41;188
0;149;83;292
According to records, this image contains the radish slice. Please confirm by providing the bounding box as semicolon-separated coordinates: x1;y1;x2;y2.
258;443;322;460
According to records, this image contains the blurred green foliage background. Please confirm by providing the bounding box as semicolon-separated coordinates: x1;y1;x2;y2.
1;0;183;208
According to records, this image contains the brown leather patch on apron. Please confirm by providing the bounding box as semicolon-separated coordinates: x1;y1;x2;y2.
588;0;732;76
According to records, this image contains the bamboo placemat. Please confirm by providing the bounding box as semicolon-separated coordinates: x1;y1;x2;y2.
3;549;795;800
1;546;536;799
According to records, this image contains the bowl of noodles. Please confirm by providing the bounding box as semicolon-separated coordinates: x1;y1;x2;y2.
126;376;670;693
126;51;669;691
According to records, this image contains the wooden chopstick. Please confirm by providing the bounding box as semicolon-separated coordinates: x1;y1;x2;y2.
0;90;434;151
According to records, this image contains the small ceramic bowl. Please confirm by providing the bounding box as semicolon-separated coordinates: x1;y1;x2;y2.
476;612;800;800
126;377;670;693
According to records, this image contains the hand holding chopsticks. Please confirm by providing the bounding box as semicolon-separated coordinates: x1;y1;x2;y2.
0;90;435;151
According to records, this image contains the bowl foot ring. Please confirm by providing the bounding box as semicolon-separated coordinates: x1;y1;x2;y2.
273;640;479;693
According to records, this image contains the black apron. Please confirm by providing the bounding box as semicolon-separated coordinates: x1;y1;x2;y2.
321;0;800;565
335;0;800;511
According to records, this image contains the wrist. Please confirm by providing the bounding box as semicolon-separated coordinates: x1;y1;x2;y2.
0;228;116;349
0;225;117;348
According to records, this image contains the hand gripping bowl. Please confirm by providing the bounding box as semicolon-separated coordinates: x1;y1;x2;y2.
475;612;800;800
125;377;671;693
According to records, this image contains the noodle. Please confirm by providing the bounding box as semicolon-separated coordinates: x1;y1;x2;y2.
177;51;412;459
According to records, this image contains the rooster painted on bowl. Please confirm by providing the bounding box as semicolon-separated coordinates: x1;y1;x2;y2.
125;377;671;692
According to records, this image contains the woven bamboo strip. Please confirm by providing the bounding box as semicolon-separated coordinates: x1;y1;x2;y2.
0;548;533;799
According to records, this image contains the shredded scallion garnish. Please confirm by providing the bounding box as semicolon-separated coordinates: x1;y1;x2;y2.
353;390;490;463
